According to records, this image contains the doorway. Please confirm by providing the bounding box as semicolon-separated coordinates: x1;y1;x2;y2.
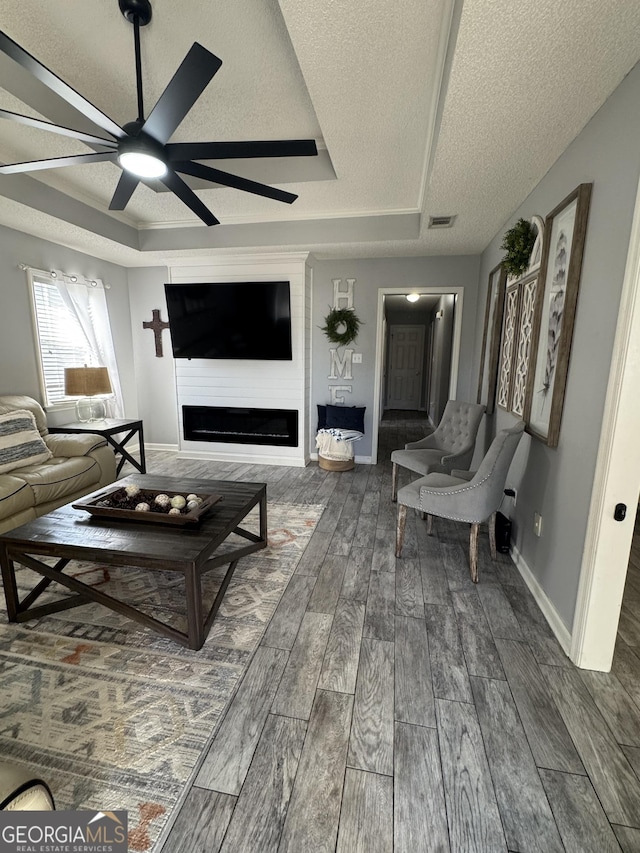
371;287;464;464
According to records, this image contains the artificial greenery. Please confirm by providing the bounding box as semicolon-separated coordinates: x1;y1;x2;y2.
321;306;362;346
500;218;536;277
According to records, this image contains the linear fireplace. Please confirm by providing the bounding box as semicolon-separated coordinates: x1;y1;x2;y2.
182;405;299;447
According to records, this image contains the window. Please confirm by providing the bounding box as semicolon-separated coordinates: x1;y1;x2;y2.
28;270;122;414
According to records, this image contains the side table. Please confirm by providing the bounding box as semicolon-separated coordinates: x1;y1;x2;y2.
49;418;146;476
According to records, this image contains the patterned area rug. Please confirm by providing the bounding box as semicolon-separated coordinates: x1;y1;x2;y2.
0;502;324;851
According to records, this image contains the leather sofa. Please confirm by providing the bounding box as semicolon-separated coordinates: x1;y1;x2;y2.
0;761;55;810
0;395;116;534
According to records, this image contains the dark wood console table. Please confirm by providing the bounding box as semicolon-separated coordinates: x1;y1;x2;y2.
49;418;146;476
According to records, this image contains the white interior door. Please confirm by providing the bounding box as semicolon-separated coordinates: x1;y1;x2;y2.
571;174;640;671
386;325;425;409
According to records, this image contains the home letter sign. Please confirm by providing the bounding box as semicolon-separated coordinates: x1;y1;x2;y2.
332;278;356;309
328;348;354;380
328;278;357;404
330;386;352;405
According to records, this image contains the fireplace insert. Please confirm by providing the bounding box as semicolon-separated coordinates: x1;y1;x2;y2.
182;406;298;447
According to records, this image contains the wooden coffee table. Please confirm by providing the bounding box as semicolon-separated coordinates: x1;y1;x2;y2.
0;475;267;650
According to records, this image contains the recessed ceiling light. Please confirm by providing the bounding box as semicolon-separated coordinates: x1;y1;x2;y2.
406;293;420;303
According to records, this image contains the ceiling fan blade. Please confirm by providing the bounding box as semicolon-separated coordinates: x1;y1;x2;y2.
0;31;124;140
167;139;318;161
109;171;140;210
161;169;219;226
174;160;298;204
142;43;222;145
0;108;117;148
0;151;116;175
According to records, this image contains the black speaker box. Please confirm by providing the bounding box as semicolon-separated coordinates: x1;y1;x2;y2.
495;511;512;553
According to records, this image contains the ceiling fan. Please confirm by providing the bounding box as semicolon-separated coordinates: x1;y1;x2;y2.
0;0;318;225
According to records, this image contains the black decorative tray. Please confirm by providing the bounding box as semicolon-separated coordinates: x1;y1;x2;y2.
73;486;223;526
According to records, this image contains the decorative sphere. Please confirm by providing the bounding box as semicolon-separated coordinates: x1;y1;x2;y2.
125;485;140;497
154;493;170;507
187;500;200;511
135;502;150;512
186;494;200;503
168;507;181;515
170;495;187;509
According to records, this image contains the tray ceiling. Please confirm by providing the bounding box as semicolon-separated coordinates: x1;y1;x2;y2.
0;0;638;265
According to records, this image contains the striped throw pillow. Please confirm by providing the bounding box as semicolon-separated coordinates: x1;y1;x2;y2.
0;409;53;474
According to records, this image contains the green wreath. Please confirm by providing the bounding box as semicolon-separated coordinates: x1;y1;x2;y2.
500;218;536;277
321;307;361;346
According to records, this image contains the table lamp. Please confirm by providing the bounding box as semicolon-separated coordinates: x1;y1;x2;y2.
64;366;112;423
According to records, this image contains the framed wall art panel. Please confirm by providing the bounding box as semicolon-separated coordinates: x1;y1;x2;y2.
477;263;507;414
496;281;520;411
510;274;538;418
524;183;592;446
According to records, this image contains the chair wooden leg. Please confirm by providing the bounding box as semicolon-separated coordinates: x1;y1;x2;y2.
396;504;407;557
469;522;479;583
489;512;497;560
391;462;398;502
426;514;433;535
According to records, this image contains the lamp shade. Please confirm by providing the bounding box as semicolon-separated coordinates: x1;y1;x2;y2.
64;367;112;397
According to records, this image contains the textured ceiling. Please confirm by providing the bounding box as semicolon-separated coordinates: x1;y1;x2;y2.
0;0;638;265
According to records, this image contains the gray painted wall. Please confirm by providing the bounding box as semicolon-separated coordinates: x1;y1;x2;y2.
311;256;481;457
127;266;176;447
430;294;455;422
118;255;481;459
0;223;136;423
475;61;640;630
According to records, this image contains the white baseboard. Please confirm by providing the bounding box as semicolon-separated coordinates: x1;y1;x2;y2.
145;443;179;452
510;544;572;655
309;452;373;464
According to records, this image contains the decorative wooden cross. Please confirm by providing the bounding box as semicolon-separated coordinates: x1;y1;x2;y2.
143;309;170;357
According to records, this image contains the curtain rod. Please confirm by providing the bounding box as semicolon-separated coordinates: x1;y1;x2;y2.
17;263;111;289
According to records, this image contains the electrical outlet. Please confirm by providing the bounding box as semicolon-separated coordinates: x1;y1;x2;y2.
352;352;362;363
534;512;543;537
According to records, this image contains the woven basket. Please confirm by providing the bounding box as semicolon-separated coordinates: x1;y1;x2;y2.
318;455;355;472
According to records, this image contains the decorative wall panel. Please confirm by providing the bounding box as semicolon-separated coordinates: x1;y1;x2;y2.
496;283;519;411
510;275;538;417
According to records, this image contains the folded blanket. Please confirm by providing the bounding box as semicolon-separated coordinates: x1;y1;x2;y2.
315;428;364;461
316;428;364;443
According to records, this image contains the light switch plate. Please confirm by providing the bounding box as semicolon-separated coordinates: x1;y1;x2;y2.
352;353;362;363
534;512;543;537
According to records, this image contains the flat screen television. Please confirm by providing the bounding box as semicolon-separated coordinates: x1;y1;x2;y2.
164;281;292;360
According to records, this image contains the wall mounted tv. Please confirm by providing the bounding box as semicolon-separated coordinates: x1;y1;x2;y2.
164;281;292;360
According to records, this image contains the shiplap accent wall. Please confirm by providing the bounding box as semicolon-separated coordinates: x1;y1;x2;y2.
169;253;311;466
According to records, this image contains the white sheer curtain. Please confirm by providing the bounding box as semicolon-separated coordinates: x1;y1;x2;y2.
55;277;124;417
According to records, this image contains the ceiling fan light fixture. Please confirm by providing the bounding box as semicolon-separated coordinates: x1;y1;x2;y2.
0;4;318;225
118;149;167;178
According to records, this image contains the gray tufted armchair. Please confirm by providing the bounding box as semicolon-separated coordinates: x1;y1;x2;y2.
395;421;525;582
391;400;486;501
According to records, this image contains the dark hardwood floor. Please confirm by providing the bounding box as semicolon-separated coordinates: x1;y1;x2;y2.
127;414;640;852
